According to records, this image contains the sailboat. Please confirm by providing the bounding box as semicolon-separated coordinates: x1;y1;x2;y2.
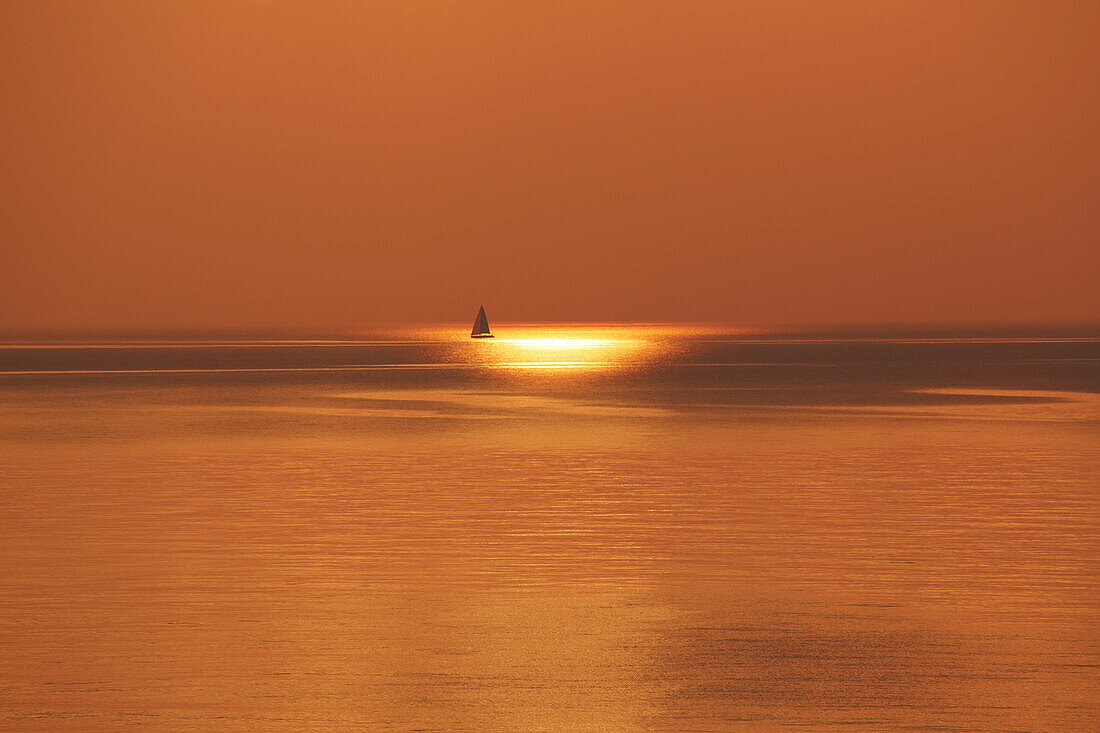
471;306;493;338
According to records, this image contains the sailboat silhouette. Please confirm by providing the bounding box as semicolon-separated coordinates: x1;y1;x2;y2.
471;306;493;338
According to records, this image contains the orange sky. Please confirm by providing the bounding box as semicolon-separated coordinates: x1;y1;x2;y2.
1;1;1097;329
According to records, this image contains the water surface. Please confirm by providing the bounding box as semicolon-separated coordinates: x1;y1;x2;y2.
1;325;1098;730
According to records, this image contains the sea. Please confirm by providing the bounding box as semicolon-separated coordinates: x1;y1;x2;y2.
1;325;1097;731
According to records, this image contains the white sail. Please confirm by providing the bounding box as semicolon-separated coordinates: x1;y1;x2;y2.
471;306;492;338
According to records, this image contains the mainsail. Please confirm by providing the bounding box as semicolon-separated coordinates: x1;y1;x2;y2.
471;306;492;338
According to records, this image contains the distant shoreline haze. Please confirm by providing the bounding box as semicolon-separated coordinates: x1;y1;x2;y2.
0;322;1098;344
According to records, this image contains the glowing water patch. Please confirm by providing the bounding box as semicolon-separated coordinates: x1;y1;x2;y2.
494;338;635;348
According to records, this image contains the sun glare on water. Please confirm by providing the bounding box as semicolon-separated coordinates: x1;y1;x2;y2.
500;337;629;348
411;324;711;370
471;326;669;371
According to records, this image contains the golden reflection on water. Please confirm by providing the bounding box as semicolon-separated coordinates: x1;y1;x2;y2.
484;338;628;371
449;324;683;371
486;337;625;371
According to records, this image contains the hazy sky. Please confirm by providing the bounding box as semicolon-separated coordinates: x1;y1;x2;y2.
2;1;1097;329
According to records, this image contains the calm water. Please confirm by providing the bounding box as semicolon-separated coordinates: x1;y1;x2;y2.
1;326;1098;731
